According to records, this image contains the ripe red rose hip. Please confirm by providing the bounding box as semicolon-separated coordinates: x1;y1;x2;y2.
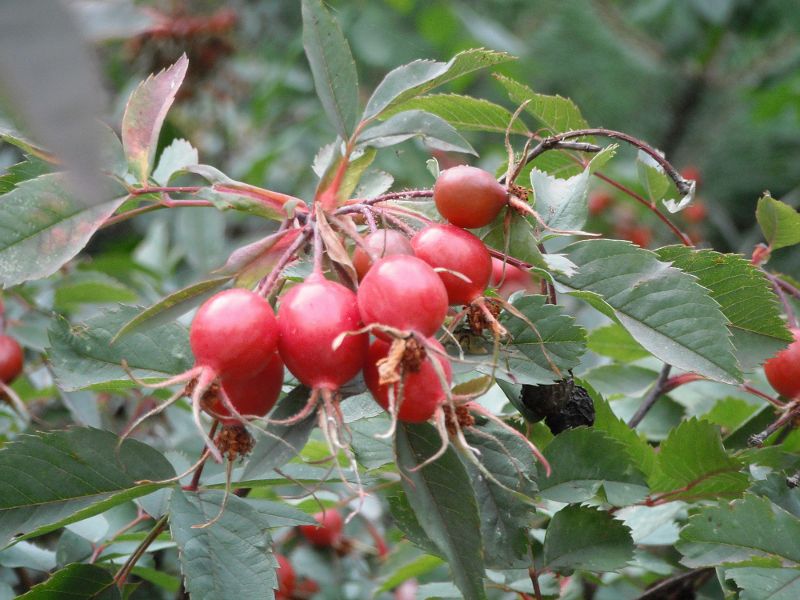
588;191;613;216
433;165;507;228
358;255;448;337
412;224;492;305
209;352;284;423
352;229;414;280
278;274;367;390
190;289;278;379
275;554;295;599
764;328;800;399
683;201;707;223
364;337;452;423
299;509;344;547
0;335;23;384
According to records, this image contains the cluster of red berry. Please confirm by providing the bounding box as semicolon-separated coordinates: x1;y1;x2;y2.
183;165;540;431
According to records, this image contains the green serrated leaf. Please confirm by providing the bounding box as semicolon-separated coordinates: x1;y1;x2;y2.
0;123;54;163
580;383;657;479
531;144;616;233
678;494;800;567
649;418;748;501
241;387;317;480
554;239;741;384
756;194;800;251
463;420;537;568
121;55;188;183
635;150;671;204
364;49;512;122
537;427;649;506
656;245;791;371
0;158;51;195
727;567;800;600
494;75;588;134
381;94;529;135
112;277;230;342
0;173;126;288
358;110;476;155
395;423;487;600
169;489;277;600
48;305;193;391
17;563;119;599
490;295;586;385
587;323;649;362
301;0;359;140
0;428;175;549
387;488;442;558
543;505;634;572
152;138;198;186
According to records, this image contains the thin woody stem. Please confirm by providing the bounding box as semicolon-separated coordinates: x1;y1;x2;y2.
255;225;312;297
113;515;168;588
628;364;672;428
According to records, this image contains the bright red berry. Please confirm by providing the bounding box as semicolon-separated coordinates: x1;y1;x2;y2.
299;509;344;548
681;166;702;187
352;230;414;281
358;255;448;338
209;352;284;423
190;289;278;379
588;191;613;216
490;257;537;299
278;274;367;390
683;202;707;223
275;554;295;599
411;224;492;305
0;335;23;384
433;165;507;229
364;337;452;423
616;225;653;248
764;328;800;399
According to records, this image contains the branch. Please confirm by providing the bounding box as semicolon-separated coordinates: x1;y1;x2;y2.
628;364;672;428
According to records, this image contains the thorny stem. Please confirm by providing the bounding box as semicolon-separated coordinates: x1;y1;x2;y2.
594;172;693;246
634;568;714;600
102;199;214;229
539;128;693;196
661;372;785;409
528;565;543;600
187;420;219;491
114;514;169;588
114;418;219;587
628;364;672;428
312;218;324;275
537;243;557;305
90;509;152;564
763;271;798;328
773;275;800;301
361;207;378;232
255;225;312;297
343;189;433;207
748;400;800;447
509;127;692;246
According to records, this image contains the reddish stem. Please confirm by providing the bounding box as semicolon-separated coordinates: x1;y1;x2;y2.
128;185;202;196
593;172;692;246
102;199;214;229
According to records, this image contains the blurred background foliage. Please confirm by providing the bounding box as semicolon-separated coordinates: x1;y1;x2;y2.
2;0;800;275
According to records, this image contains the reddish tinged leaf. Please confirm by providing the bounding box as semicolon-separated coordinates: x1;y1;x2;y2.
219;228;304;288
121;55;189;183
0;174;125;288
